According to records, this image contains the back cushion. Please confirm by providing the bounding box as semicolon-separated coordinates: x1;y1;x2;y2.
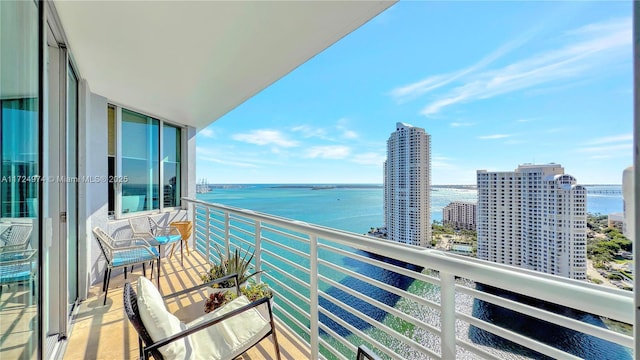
137;277;192;359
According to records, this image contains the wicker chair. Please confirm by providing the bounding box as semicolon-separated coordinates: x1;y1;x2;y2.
93;227;159;305
0;224;32;252
0;249;37;300
123;274;281;360
129;217;181;256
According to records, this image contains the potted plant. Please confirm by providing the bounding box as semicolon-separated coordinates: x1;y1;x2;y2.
201;244;262;290
204;282;273;313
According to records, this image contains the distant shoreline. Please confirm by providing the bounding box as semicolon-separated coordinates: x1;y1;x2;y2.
201;184;622;191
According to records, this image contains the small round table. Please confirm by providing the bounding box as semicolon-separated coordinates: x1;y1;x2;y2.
169;221;193;265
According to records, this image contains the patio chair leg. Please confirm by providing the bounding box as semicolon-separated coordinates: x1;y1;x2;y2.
142;263;146;277
157;255;161;289
124;266;127;279
104;269;112;306
138;337;144;359
269;312;282;359
102;267;109;291
150;261;154;280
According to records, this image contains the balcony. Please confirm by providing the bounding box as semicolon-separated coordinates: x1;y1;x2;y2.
65;198;634;359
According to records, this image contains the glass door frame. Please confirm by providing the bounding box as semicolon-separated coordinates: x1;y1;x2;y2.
43;2;80;351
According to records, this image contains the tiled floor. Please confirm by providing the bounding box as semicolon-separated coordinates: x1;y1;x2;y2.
0;286;37;360
62;250;310;359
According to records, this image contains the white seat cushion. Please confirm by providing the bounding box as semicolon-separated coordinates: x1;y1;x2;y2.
187;296;271;360
137;277;192;359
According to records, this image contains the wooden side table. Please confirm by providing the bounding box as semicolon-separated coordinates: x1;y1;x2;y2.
169;221;193;265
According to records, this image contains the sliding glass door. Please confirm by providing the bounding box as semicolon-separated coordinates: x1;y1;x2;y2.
0;1;41;359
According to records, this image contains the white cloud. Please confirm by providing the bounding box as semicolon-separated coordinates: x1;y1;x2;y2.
516;119;534;123
352;152;385;165
432;156;457;170
450;122;474;127
415;17;630;116
198;156;259;168
342;130;359;139
232;129;299;148
389;32;535;103
336;118;359;139
478;134;512;140
199;128;215;138
305;146;351;159
586;133;632;145
291;125;329;139
578;133;633;159
577;143;632;153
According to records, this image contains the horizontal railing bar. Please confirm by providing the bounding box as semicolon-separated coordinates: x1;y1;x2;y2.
261;249;311;276
183;198;633;323
318;305;426;360
267;278;312;314
319;242;440;286
262;270;311;306
228;224;255;238
456;284;635;349
319;259;440;311
317;331;352;360
457;313;582;360
261;225;310;244
227;234;254;249
272;303;311;338
455;339;503;360
318;291;441;359
272;289;309;327
261;236;311;261
262;260;310;290
228;214;255;227
320;274;442;337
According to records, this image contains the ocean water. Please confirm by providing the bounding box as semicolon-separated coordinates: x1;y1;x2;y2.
196;184;630;359
197;184;623;234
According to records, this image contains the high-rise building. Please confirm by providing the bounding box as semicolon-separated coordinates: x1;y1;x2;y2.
477;164;587;280
443;201;477;230
384;122;431;247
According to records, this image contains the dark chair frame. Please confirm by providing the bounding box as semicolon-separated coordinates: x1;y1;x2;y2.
356;345;382;360
123;273;281;360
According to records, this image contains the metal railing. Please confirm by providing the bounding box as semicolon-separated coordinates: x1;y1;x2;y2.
184;198;635;360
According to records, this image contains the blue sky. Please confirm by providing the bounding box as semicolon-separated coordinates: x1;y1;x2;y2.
196;1;632;185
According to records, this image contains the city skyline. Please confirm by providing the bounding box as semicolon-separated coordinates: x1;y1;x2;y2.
196;2;632;185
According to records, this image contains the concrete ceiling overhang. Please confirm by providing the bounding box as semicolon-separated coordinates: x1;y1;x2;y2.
53;1;396;130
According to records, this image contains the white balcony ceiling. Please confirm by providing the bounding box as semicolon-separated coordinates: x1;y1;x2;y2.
53;1;395;130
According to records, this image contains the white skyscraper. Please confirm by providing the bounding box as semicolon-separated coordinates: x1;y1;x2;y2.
477;164;587;280
384;122;431;247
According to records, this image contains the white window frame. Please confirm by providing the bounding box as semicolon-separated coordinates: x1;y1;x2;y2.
108;103;185;219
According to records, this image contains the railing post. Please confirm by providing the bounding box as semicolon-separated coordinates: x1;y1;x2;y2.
190;202;196;250
440;272;456;359
205;206;210;261
224;211;231;259
309;234;319;360
254;220;262;283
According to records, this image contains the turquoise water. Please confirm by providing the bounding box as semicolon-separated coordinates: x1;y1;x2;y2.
196;184;622;234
